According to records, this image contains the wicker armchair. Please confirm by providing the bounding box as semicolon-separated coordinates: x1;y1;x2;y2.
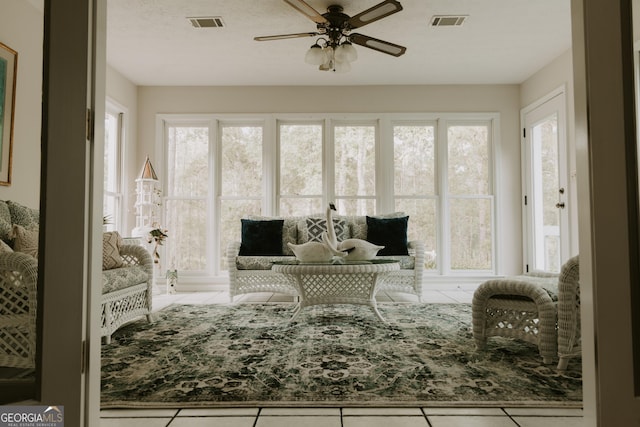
101;244;154;344
472;255;581;369
0;252;38;369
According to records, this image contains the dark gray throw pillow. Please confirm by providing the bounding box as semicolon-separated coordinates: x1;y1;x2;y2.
366;215;409;256
239;219;284;256
306;217;348;242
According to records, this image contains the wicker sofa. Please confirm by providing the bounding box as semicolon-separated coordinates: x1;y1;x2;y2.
226;213;425;302
0;200;154;369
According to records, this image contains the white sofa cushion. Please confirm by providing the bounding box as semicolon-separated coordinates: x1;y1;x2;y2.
236;255;296;270
102;265;150;294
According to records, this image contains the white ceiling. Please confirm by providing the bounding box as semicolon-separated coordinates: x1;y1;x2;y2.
106;0;572;87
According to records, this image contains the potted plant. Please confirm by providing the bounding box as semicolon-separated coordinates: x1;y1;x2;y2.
148;226;168;264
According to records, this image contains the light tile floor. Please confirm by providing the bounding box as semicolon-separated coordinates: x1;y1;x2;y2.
101;288;583;426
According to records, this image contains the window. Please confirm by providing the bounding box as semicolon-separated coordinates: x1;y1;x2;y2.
164;123;210;273
104;107;123;231
278;122;324;216
218;123;264;269
159;113;498;279
447;123;494;271
333;123;377;214
393;123;438;269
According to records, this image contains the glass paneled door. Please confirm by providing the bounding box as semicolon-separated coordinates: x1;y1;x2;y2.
522;91;569;273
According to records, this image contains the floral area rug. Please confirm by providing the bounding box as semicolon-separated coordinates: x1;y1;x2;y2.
101;303;582;408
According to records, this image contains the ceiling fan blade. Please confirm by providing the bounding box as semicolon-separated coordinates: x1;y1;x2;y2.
254;32;319;41
283;0;329;24
348;0;403;29
350;33;406;57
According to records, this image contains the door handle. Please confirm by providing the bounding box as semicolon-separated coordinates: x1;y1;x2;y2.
556;202;565;209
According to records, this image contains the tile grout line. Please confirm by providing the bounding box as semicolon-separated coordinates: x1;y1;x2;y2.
253;407;262;427
500;407;523;427
165;409;179;427
420;407;434;427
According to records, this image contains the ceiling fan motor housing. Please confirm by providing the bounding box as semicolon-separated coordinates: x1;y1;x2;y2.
319;5;351;45
323;5;350;26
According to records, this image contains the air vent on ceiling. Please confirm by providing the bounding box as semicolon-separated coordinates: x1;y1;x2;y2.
430;15;467;27
188;16;225;28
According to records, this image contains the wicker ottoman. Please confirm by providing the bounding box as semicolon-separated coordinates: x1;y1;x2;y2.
472;274;558;364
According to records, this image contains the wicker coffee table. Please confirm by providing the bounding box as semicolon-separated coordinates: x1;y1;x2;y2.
272;259;400;323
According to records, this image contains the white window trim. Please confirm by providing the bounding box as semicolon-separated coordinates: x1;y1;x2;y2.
441;118;498;274
160;117;216;278
276;119;325;214
156;112;501;283
105;98;126;232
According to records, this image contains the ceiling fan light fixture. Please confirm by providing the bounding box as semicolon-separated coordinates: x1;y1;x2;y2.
319;59;333;71
318;46;335;71
305;43;326;65
333;59;351;73
335;41;358;62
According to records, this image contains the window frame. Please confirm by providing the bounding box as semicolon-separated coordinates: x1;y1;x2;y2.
391;119;439;271
159;116;216;279
276;119;326;216
441;118;498;275
330;119;380;215
157;112;500;281
217;119;268;272
104;100;125;232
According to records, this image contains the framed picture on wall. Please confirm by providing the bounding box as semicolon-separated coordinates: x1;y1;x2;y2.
0;42;17;186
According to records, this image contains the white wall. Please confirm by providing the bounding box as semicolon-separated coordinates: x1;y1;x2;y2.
137;84;524;275
520;49;579;256
106;65;138;234
521;50;573;107
0;0;43;208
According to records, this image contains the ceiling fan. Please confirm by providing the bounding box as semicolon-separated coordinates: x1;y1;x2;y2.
254;0;407;72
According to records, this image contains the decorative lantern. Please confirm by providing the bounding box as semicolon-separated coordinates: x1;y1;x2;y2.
132;156;161;238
